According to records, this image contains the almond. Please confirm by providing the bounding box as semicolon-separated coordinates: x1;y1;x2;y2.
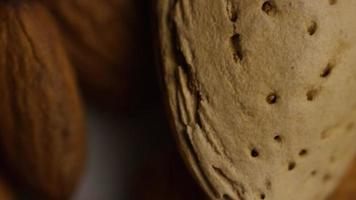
157;1;356;200
44;0;157;110
0;2;85;199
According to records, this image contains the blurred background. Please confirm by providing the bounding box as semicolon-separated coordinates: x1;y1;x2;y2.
70;102;206;200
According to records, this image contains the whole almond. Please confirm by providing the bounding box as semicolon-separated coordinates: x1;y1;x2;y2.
44;0;157;110
0;2;85;199
156;1;356;200
0;177;13;200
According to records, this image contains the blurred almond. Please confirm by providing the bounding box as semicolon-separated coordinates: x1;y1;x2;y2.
0;2;86;199
45;0;158;111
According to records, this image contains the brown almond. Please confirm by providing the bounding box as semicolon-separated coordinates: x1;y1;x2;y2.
44;0;157;110
0;2;85;199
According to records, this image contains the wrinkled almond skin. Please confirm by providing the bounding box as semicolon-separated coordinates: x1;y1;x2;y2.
0;2;85;199
44;0;157;110
0;177;13;200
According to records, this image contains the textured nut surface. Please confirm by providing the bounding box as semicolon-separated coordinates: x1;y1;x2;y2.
0;2;85;199
157;0;356;200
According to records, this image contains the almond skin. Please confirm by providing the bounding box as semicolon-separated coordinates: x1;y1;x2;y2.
157;0;356;200
44;0;157;110
0;2;85;199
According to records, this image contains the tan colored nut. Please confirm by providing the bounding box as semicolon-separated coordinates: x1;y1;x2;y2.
157;0;356;200
0;2;85;199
